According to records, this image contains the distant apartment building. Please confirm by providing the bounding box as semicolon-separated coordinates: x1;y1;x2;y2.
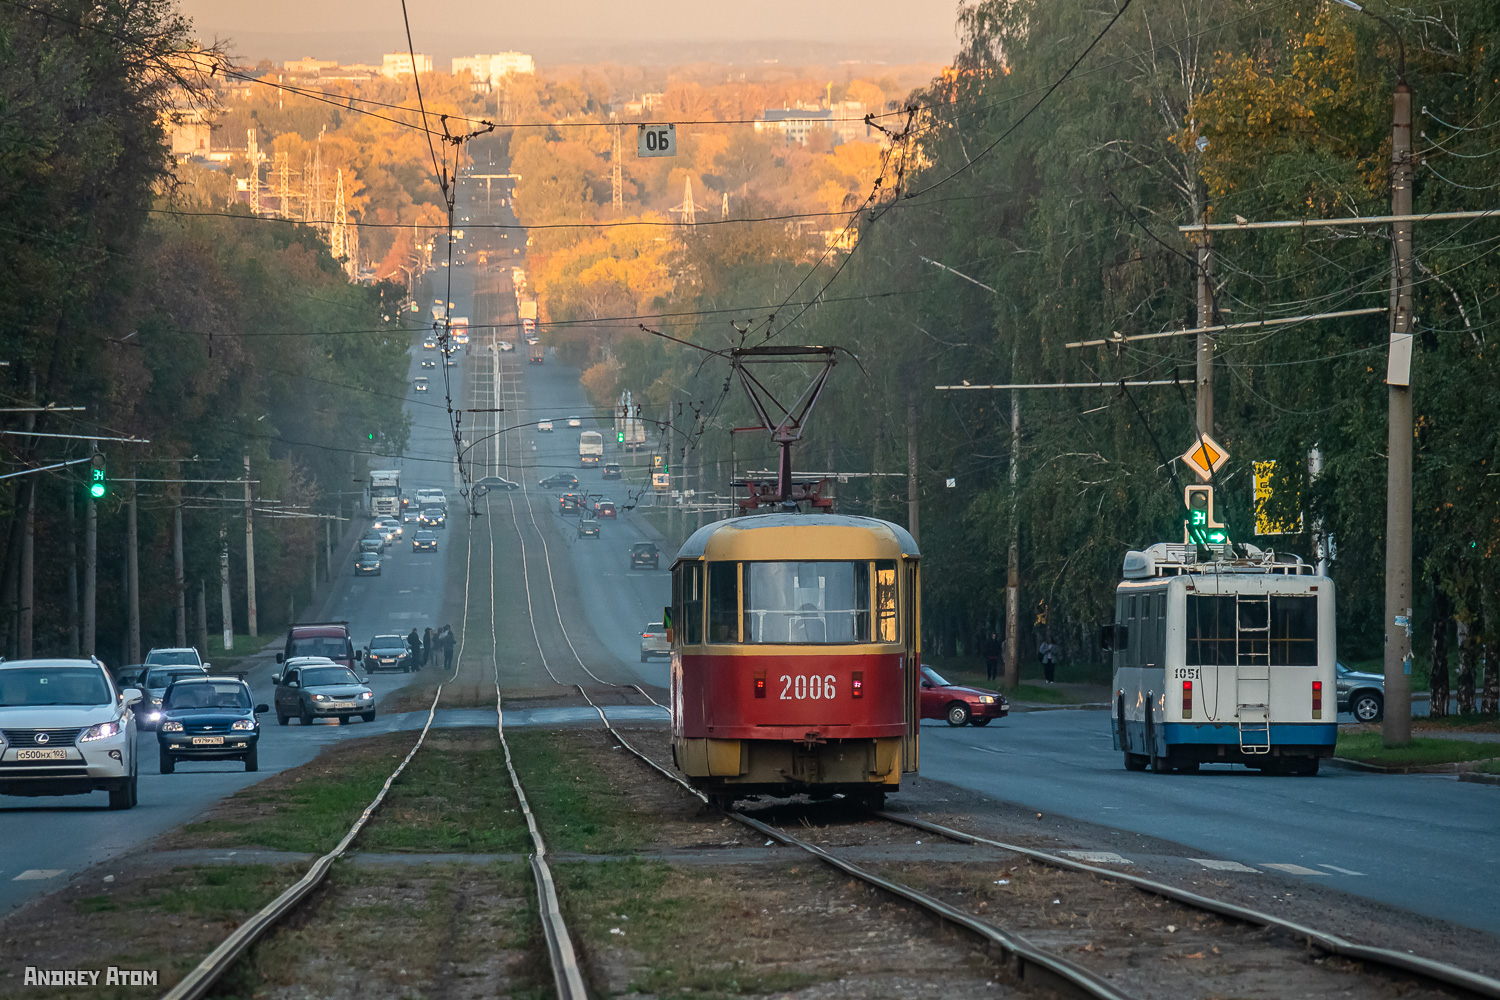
283;57;339;75
451;52;535;90
755;102;873;146
381;52;433;79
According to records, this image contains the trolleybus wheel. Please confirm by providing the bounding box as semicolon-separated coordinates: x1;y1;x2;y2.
1149;752;1169;774
1123;751;1148;771
945;703;971;727
1291;757;1320;776
1175;760;1200;773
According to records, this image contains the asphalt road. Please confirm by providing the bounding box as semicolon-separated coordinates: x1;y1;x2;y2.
0;177;492;915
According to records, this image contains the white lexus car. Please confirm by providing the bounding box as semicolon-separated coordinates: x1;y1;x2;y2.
0;658;141;809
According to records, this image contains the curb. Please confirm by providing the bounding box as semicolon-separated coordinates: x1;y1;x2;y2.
1326;756;1500;774
1459;771;1500;787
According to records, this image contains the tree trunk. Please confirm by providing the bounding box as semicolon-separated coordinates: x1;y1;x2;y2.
1429;586;1450;719
1484;637;1500;716
1456;616;1477;715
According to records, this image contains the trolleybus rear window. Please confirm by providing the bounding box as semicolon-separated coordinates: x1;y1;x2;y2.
1186;594;1318;666
744;561;870;644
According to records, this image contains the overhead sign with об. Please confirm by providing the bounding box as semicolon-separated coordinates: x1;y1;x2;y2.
1180;434;1229;481
637;124;677;157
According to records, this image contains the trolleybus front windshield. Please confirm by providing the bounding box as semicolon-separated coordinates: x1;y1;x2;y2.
744;561;870;643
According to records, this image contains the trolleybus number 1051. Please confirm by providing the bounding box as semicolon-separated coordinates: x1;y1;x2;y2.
1172;667;1201;681
781;674;837;700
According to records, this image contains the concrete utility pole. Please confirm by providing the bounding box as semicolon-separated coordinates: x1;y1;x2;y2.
219;526;233;651
19;479;33;658
1384;76;1415;745
1005;387;1021;689
243;455;257;638
173;499;187;647
83;477;97;657
67;490;79;656
127;472;140;665
905;398;920;544
324;517;332;582
197;579;209;656
1196;228;1215;436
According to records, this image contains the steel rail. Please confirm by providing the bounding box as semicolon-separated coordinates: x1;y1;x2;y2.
874;811;1500;1000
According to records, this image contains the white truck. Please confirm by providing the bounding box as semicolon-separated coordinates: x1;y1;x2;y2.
622;418;646;452
579;431;604;467
368;470;401;517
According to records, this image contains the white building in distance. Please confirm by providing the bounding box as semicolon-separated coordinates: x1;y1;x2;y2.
381;52;433;79
451;52;535;90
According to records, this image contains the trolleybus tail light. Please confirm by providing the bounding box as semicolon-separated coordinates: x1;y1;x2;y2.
753;671;766;699
851;671;864;699
1182;679;1193;720
1312;680;1322;719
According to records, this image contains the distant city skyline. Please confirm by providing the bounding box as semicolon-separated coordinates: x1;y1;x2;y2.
177;0;961;64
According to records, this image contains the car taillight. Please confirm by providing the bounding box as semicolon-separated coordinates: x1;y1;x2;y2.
1182;679;1192;720
1312;680;1322;719
753;672;766;699
851;671;863;699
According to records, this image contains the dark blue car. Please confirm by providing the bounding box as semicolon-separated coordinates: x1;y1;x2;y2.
156;677;268;774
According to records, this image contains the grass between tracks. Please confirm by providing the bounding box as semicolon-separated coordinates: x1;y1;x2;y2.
1335;730;1500;767
506;729;652;853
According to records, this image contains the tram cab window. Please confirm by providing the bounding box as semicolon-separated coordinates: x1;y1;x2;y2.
708;562;740;643
874;561;898;643
744;561;871;643
674;562;704;645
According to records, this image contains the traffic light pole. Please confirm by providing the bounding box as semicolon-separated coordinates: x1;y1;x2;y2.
1385;80;1415;745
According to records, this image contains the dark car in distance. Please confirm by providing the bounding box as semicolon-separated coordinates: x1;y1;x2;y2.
630;542;661;570
412;530;438;552
539;473;579;490
355;552;382;576
364;635;414;673
593;500;616;518
420;506;446;529
602;463;622;480
919;665;1009;727
156;677;268;773
558;493;583;515
358;530;385;555
578;519;600;539
474;476;520;495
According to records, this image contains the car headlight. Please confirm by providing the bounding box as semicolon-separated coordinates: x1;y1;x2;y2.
312;693;328;702
231;719;255;731
160;720;184;732
360;691;374;700
80;721;123;741
979;696;996;704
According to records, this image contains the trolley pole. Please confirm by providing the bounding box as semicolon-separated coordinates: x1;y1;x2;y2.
1384;78;1415;745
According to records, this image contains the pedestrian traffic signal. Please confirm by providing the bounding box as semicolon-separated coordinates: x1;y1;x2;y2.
89;453;107;499
1184;485;1227;545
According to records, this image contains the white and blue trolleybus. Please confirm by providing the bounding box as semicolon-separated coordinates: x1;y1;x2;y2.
1107;541;1336;775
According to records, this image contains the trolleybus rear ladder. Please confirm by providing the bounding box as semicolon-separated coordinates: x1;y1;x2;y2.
1234;594;1272;754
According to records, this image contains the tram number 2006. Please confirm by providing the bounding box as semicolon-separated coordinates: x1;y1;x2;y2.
780;674;837;700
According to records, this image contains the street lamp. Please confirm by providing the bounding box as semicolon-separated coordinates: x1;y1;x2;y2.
1333;0;1415;745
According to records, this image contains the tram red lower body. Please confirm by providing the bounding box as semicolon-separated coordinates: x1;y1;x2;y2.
673;652;906;741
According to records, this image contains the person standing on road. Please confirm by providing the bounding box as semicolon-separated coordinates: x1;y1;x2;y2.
1039;638;1057;684
422;627;434;670
441;625;456;671
406;628;421;672
981;632;1002;683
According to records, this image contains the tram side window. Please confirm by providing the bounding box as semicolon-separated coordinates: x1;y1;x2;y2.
1186;595;1236;666
708;562;739;643
682;562;704;645
874;561;898;642
1270;596;1318;666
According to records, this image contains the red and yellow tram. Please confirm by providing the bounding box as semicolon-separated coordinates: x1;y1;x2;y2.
669;513;921;807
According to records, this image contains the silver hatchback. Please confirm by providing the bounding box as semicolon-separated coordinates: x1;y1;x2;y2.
640;623;670;663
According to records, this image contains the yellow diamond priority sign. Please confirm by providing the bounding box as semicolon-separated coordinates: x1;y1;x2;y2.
1180;434;1229;481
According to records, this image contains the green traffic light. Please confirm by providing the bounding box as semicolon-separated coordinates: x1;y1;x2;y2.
90;482;106;499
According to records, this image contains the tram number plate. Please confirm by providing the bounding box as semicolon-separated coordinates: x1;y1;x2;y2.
1172;667;1200;680
779;674;837;700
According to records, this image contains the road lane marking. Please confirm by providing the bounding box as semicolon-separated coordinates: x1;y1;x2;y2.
1318;864;1366;876
967;745;1005;754
1193;859;1260;873
12;870;64;881
1060;851;1133;865
1261;863;1326;875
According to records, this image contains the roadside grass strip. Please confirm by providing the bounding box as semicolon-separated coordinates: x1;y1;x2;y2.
1335;731;1500;767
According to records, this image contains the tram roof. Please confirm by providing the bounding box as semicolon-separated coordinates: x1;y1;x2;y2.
676;513;919;561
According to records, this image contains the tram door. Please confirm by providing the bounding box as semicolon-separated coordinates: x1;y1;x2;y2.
902;558;921;772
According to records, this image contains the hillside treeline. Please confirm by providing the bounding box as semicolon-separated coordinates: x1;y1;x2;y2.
0;0;411;662
603;0;1500;710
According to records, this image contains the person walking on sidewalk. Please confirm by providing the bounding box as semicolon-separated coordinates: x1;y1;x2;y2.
422;627;434;670
406;628;421;672
1038;638;1058;684
981;632;1002;683
440;624;456;672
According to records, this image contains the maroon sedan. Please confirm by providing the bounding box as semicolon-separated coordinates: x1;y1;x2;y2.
594;500;617;518
919;665;1009;727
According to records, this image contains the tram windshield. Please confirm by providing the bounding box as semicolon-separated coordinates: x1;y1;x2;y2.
744;561;870;643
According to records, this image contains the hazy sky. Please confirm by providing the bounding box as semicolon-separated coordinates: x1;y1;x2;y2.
179;0;961;49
